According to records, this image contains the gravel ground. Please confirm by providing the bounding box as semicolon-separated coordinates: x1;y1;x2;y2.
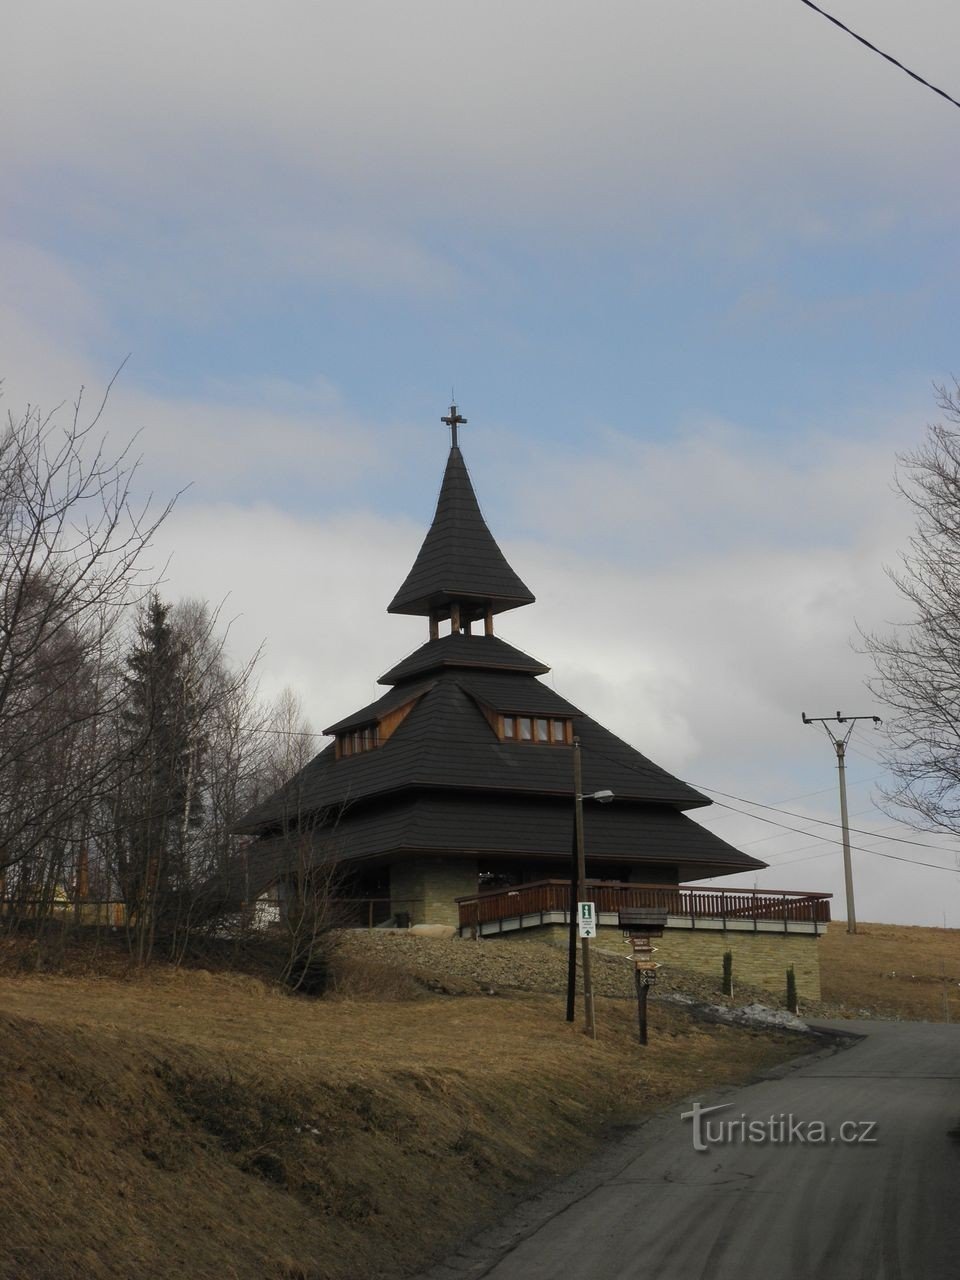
339;930;852;1019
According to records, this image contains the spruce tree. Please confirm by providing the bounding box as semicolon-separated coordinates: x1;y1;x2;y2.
118;596;206;923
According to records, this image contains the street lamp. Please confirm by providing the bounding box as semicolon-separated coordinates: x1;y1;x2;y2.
565;737;614;1039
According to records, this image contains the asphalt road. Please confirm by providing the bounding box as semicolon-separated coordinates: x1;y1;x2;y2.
420;1021;960;1280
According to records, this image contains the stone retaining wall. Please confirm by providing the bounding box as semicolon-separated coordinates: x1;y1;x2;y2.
501;923;822;1001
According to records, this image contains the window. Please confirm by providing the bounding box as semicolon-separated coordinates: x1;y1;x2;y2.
498;714;571;745
331;690;427;760
336;723;379;758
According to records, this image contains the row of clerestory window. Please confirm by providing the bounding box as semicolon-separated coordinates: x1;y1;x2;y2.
501;715;571;745
337;725;379;757
337;711;572;757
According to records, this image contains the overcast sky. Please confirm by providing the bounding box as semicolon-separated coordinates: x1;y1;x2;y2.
5;1;960;926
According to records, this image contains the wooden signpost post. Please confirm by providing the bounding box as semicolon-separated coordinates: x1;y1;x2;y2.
631;937;658;1045
619;909;668;1045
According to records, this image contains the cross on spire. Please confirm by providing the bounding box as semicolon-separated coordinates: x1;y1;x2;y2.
441;403;467;449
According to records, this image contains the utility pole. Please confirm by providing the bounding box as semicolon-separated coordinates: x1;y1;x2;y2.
565;740;613;1034
802;711;881;935
573;737;597;1040
565;819;578;1023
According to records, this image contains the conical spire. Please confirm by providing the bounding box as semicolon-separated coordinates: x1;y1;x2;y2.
388;411;534;630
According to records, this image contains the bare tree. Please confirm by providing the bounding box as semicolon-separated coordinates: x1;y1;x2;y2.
276;837;341;994
0;379;174;931
253;686;316;798
864;384;960;833
0;382;343;976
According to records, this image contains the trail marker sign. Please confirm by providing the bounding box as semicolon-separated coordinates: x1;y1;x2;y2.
578;901;597;939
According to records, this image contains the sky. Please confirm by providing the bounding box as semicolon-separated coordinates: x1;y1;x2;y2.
4;0;960;926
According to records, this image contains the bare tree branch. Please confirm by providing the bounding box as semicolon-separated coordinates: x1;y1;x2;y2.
862;383;960;837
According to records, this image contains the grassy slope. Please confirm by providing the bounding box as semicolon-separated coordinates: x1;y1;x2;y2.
819;920;960;1020
0;961;801;1280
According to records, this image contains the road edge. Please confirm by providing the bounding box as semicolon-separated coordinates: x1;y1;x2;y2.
411;1023;864;1280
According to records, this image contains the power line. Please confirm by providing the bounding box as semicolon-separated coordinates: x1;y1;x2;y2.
705;773;881;832
768;850;837;870
761;820;917;863
586;742;960;874
844;741;886;767
757;824;960;872
258;726;323;738
587;740;958;853
705;796;959;873
694;782;960;854
771;776;881;804
737;799;882;848
762;822;935;865
799;0;960;111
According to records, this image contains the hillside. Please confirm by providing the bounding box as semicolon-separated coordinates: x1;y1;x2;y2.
819;920;960;1021
0;942;803;1280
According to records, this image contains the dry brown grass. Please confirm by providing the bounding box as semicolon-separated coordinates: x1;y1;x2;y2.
820;920;960;1020
324;954;427;1002
0;961;803;1280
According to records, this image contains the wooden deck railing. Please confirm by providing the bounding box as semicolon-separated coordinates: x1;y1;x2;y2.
455;880;832;930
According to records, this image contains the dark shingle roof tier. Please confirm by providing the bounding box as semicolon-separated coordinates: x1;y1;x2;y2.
456;672;582;717
387;446;535;618
322;680;436;735
240;793;765;896
379;634;550;686
235;669;711;832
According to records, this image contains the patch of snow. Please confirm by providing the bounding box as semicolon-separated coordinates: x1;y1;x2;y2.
657;992;808;1032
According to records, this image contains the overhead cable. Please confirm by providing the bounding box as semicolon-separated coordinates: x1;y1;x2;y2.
799;0;960;111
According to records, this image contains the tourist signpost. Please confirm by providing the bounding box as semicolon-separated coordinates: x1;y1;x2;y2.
619;909;667;1045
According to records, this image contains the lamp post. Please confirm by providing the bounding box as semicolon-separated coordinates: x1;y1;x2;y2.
566;735;614;1040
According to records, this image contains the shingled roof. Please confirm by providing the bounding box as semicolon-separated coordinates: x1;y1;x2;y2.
387;445;535;618
379;633;550;685
239;794;765;897
236;666;713;834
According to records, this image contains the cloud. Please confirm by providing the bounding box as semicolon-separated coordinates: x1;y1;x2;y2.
6;1;960;242
258;224;461;295
134;402;960;925
483;414;912;565
0;245;435;510
148;501;427;720
3;0;957;927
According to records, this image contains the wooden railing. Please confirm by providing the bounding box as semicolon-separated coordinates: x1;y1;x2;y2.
328;897;420;929
455;880;832;930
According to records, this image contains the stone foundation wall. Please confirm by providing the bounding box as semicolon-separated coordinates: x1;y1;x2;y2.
647;929;820;1002
390;858;478;927
499;923;822;1002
